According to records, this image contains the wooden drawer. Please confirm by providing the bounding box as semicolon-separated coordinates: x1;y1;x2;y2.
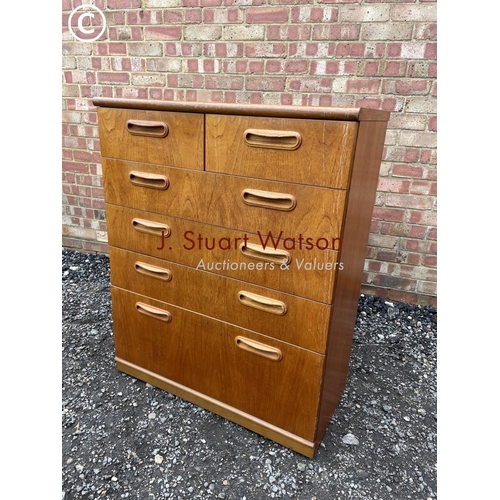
103;158;347;242
106;204;340;304
109;247;331;353
112;287;324;441
97;108;204;170
206;114;358;188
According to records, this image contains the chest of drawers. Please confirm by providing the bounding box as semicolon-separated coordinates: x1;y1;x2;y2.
93;98;389;458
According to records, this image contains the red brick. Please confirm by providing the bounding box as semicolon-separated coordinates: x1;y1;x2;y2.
97;72;130;84
384;61;406;77
163;10;184;23
205;75;243;89
82;241;109;253
97;43;127;55
265;60;282;73
387;43;401;58
425;43;437;59
347;79;380;94
63;161;90;174
428;116;437;131
246;76;286;91
394;80;429;95
371;274;416;291
107;0;141;8
284;60;309;73
376;251;398;262
420;150;437;165
363;61;380;76
240;60;257;73
410;225;427;239
405;253;421;265
335;43;365;57
366;260;382;273
145;26;182;40
392;164;424;178
423;255;437;267
377;178;411;193
247;8;289;23
73;150;101;163
289;77;332;92
355;97;382;109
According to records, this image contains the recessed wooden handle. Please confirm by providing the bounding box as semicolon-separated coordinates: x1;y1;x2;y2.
126;119;169;138
242;189;297;212
238;291;287;316
135;302;172;322
134;261;172;282
244;129;302;150
132;218;171;238
235;336;282;361
129;171;169;190
239;242;290;266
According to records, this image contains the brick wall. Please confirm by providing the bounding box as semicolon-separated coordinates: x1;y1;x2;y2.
62;0;437;306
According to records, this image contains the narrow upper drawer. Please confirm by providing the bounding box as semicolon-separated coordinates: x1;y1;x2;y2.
206;114;358;188
97;107;204;169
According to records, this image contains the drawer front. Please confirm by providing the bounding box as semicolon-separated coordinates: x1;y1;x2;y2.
106;204;340;304
112;287;324;441
206;114;358;188
103;158;347;242
110;247;331;353
97;108;204;170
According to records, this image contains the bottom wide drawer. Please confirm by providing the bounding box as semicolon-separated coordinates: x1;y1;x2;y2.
111;286;324;442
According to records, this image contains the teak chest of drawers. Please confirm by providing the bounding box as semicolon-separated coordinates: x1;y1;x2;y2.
93;97;389;458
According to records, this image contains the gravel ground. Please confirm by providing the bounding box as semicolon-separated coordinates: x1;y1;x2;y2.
62;249;437;500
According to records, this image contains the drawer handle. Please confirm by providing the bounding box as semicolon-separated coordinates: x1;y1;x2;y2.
135;261;172;282
239;242;291;266
135;302;172;323
242;189;297;212
126;119;169;138
235;336;282;361
132;218;171;238
244;129;302;151
129;171;169;190
238;291;287;316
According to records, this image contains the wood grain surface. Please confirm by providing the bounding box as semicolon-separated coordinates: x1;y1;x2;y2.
102;158;347;243
97;107;204;169
105;204;341;304
109;247;331;353
206;114;358;188
112;286;324;441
